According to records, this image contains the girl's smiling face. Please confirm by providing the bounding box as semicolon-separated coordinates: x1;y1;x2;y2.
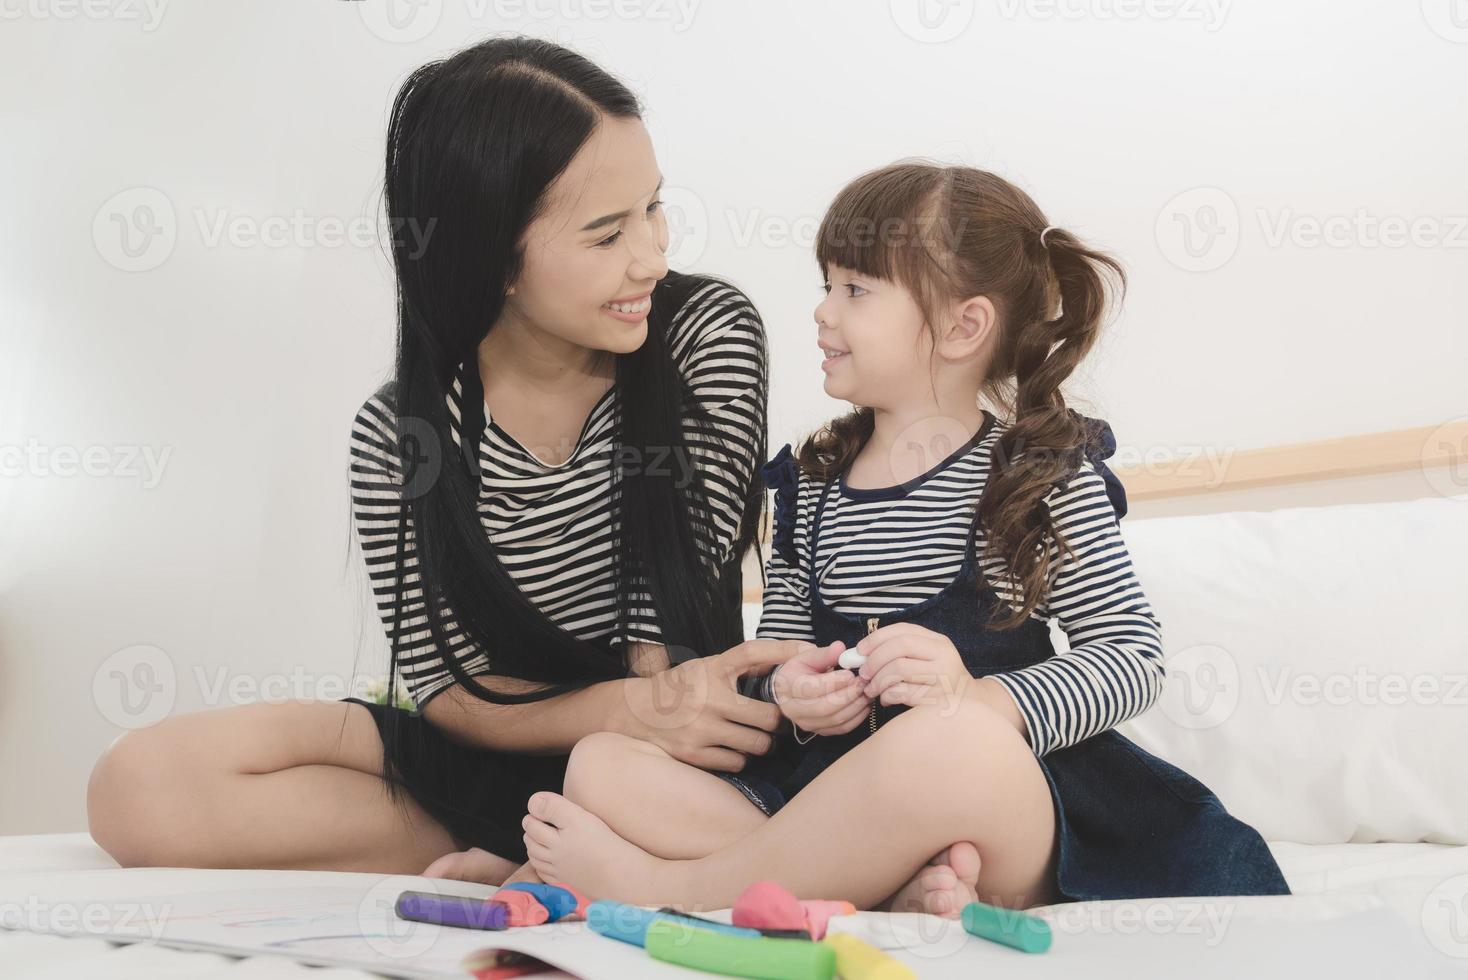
814;264;934;407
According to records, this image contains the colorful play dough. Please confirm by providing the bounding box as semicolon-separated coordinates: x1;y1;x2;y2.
822;933;916;980
960;900;1052;953
587;899;762;946
499;882;579;922
646;919;835;980
490;888;549;927
732;881;808;935
798;900;856;940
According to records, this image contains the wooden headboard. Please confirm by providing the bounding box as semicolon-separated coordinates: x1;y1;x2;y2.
1113;420;1468;501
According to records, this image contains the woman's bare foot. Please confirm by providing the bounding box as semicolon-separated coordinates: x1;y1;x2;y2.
498;860;544;887
421;846;519;885
879;841;982;918
521;791;669;905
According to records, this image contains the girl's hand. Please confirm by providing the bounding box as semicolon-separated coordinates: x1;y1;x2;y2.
771;641;874;736
855;624;972;710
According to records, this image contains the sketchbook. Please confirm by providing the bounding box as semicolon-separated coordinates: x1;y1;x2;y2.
0;867;1451;979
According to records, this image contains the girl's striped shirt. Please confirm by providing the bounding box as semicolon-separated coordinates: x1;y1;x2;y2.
756;417;1165;757
349;281;766;706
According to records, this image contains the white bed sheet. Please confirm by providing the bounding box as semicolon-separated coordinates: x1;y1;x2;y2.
2;834;1465;978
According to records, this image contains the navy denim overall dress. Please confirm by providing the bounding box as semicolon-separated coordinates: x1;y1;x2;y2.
725;442;1292;903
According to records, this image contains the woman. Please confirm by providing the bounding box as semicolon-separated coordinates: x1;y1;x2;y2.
85;38;978;912
87;35;780;877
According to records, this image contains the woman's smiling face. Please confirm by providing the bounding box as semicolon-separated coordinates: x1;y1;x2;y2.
506;114;670;354
813;264;933;407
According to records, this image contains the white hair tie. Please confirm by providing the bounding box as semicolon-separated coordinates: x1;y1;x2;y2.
1039;225;1058;248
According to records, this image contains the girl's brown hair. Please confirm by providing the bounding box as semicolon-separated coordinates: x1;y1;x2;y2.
800;161;1124;629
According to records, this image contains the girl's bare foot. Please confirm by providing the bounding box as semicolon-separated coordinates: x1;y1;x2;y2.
421;846;519;885
880;841;982;918
521;791;670;905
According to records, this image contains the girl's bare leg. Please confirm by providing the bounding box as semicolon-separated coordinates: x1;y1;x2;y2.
87;700;514;879
519;731;983;914
429;731;769;887
523;700;1061;912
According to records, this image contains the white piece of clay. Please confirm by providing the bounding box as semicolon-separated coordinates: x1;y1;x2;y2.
838;649;867;671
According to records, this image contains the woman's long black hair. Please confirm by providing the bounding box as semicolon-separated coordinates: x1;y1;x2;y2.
371;37;766;811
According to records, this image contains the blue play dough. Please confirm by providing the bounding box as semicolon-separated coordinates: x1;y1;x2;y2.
500;882;578;922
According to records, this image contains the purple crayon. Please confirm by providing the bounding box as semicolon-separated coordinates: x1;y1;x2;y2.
395;890;510;930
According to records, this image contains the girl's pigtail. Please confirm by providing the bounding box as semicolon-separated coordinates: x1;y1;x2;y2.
979;227;1125;630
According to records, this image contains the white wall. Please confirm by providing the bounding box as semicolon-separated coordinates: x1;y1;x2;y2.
2;0;1464;833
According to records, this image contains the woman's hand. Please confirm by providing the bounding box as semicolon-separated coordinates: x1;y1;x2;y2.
619;639;809;772
770;641;874;736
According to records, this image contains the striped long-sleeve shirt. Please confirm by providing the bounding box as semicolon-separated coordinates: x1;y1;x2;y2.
349;279;766;706
755;416;1165;757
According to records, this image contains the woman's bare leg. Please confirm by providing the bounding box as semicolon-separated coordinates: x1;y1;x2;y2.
87;699;516;880
523;700;1061;912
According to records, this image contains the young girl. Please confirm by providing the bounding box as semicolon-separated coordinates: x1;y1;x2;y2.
514;162;1291;914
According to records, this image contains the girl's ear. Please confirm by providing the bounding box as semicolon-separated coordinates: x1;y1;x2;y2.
939;295;996;361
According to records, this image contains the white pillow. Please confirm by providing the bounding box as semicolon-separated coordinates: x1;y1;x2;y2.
1116;493;1468;845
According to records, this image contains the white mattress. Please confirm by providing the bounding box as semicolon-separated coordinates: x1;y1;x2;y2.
2;833;1466;978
